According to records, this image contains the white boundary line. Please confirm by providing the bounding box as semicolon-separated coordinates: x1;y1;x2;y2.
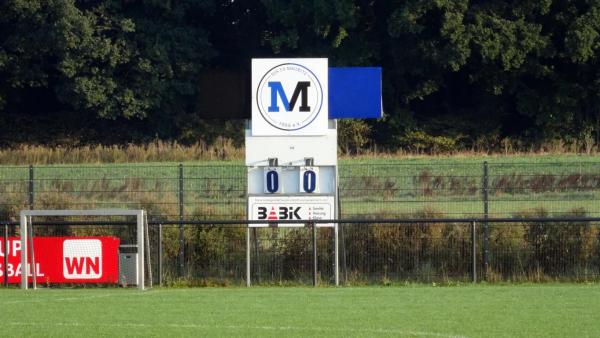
0;290;153;305
7;321;467;338
1;294;113;305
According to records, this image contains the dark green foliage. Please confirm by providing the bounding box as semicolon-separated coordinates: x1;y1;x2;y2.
397;130;461;154
2;1;600;149
337;119;372;154
0;0;216;145
376;0;600;150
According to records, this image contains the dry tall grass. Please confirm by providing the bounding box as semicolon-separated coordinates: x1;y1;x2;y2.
0;137;598;165
0;138;243;164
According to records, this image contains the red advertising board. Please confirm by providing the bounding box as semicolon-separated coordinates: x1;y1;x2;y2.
0;237;120;284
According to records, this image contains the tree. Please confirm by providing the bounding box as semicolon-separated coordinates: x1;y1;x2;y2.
0;0;216;145
2;0;600;150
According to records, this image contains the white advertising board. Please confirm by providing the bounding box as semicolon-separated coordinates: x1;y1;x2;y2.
248;195;335;227
251;58;328;136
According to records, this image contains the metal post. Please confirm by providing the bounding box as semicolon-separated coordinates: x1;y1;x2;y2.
28;165;34;209
144;214;152;288
137;210;145;290
334;222;339;286
178;164;184;277
246;226;251;287
482;161;489;279
471;221;477;283
20;213;27;289
253;227;260;284
312;222;318;287
158;223;163;287
337;185;347;283
3;224;8;287
334;165;340;286
28;216;36;289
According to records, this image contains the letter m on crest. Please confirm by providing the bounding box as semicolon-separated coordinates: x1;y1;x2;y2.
268;82;311;112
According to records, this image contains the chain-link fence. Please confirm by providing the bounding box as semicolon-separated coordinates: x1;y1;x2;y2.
6;219;597;287
339;161;600;218
188;220;600;285
2;161;598;219
1;161;599;284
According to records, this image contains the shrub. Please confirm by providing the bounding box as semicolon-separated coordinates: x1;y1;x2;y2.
346;207;451;280
487;223;528;278
519;208;594;277
397;130;460;154
338;120;372;155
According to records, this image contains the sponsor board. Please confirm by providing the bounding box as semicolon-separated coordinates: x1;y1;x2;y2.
0;236;119;284
248;195;334;227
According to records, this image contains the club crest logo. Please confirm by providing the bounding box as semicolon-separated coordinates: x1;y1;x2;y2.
256;63;324;131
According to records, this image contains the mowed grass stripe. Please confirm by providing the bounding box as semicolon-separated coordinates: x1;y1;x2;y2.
6;321;465;338
1;285;599;337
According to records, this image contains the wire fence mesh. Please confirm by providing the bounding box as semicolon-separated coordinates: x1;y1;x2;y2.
1;161;599;285
1;161;599;220
6;220;598;287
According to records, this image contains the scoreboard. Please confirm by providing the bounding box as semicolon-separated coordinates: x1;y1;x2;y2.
245;58;381;286
246;58;336;228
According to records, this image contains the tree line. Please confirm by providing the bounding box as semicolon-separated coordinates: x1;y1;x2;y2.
1;0;600;152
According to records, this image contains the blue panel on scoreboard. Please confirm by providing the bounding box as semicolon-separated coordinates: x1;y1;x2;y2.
329;67;383;119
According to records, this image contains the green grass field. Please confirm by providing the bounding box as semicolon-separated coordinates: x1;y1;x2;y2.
1;284;599;337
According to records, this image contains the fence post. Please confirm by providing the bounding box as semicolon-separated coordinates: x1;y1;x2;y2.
158;223;163;287
3;223;7;287
29;165;34;209
246;226;251;287
471;221;477;283
178;164;185;277
28;166;35;284
253;227;260;284
312;222;318;287
337;185;347;283
482;161;489;279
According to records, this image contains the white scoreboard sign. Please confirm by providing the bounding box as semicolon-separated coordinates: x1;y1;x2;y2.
248;195;334;227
